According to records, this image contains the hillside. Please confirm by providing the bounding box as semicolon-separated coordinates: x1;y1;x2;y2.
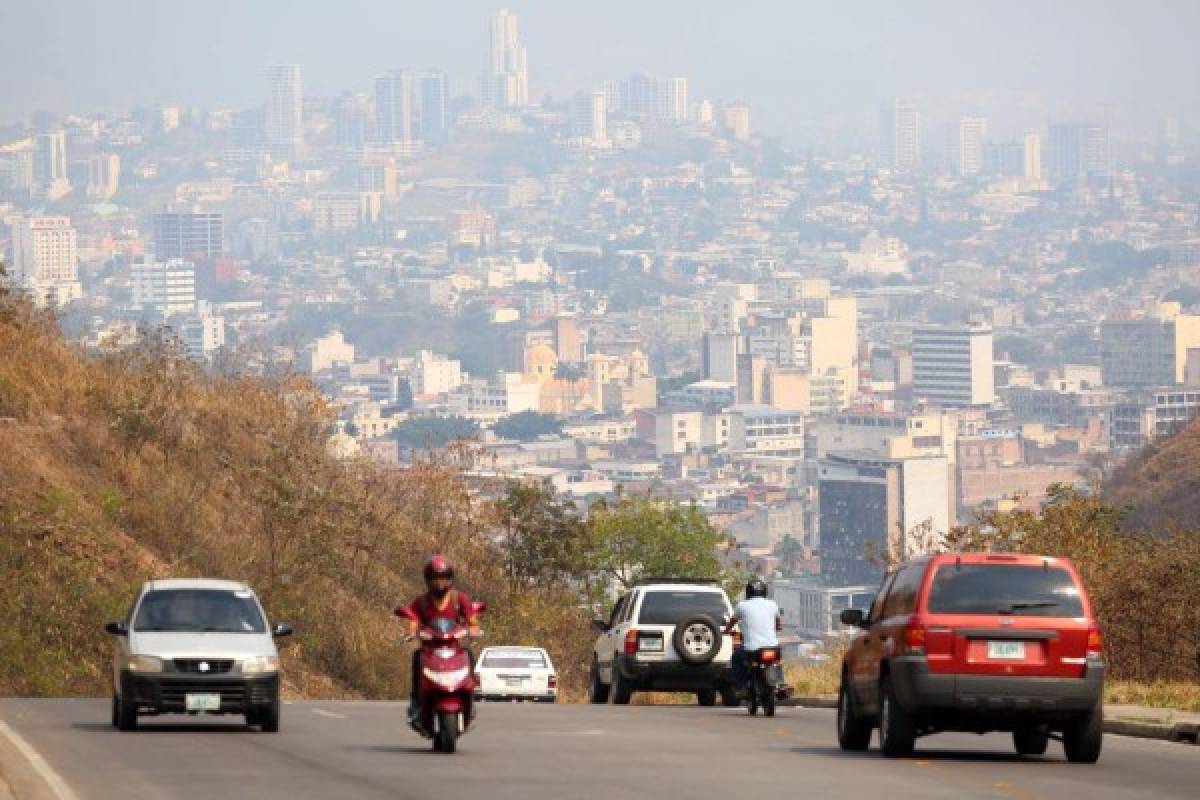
0;294;593;698
1104;415;1200;533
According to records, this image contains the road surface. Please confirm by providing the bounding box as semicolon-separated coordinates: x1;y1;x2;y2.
0;699;1195;799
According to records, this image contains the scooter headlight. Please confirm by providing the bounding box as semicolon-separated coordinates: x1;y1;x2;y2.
423;666;469;688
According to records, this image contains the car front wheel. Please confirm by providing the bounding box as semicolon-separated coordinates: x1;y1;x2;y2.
1013;727;1049;756
837;679;872;751
115;693;137;731
589;659;610;704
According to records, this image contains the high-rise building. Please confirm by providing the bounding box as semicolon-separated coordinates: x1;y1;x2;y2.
570;91;607;143
880;98;920;171
818;452;950;586
131;256;196;316
8;216;80;305
333;92;374;149
417;71;450;144
696;99;715;126
1023;132;1042;181
1047;123;1108;182
724;105;751;141
1101;304;1200;388
619;73;657;118
655;77;688;123
33;131;71;201
375;70;414;145
912;324;995;408
179;311;226;360
265;64;303;156
949;117;987;175
86;153;120;201
153;211;224;261
702;331;741;383
483;8;528;109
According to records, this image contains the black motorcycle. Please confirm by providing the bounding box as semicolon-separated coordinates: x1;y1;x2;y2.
743;647;786;717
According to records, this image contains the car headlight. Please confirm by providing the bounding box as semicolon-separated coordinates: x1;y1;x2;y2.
423;666;469;687
127;655;164;673
241;655;280;675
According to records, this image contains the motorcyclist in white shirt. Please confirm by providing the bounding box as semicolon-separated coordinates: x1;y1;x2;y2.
724;578;782;695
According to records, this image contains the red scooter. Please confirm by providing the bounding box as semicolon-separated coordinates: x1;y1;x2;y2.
398;602;485;753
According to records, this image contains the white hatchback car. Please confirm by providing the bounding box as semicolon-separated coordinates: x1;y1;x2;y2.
105;578;293;732
474;646;558;702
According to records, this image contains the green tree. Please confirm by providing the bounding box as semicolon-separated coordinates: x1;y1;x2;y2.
493;411;563;441
495;481;586;591
393;415;479;450
582;493;732;591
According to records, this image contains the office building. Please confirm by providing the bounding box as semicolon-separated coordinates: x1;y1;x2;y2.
570;91;607;143
1101;304;1200;388
153;211;224;261
333;92;374;148
724;105;751;141
265;64;303;156
8;216;81;305
375;70;414;145
418;71;450;144
33;131;71;201
880;98;920;171
818;453;950;586
483;8;529;109
949;117;987;176
656;77;688;124
1047;123;1108;182
86;153;120;201
912;324;995;408
1023;132;1042;181
131;256;196;317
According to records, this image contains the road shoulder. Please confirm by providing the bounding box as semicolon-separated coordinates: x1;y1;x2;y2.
0;719;78;800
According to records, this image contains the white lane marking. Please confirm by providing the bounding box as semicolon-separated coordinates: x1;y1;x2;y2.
533;729;605;736
312;709;349;719
0;719;81;800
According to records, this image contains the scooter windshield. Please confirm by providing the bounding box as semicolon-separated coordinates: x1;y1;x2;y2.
431;618;457;636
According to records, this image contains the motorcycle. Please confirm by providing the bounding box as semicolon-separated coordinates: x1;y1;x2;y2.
397;601;486;753
743;646;786;717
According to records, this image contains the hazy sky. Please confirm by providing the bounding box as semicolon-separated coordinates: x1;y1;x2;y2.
2;1;1198;139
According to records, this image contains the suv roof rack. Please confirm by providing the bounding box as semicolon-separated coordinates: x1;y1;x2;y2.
632;577;722;587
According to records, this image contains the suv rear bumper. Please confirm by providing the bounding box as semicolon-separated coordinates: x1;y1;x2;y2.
617;655;732;690
119;670;280;714
888;656;1104;719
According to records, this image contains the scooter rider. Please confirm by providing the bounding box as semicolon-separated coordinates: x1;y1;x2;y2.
396;555;482;723
724;578;782;693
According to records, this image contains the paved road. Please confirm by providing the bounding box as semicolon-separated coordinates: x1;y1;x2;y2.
0;699;1196;799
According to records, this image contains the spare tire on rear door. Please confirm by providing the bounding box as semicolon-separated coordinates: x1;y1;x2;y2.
673;616;722;665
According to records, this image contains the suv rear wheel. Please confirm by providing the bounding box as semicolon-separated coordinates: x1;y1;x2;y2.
837;679;872;751
610;667;633;705
1063;705;1103;764
1013;726;1049;756
589;659;610;704
878;675;915;757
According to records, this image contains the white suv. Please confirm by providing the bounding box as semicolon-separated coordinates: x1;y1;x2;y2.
589;580;736;706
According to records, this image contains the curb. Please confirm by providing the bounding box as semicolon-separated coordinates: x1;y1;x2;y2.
782;696;1200;745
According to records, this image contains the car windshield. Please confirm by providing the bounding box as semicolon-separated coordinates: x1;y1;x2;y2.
481;650;547;669
927;564;1085;617
637;590;728;625
133;589;266;633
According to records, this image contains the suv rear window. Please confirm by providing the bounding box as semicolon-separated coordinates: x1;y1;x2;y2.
481;650;547;669
134;589;267;633
637;591;728;625
927;564;1085;617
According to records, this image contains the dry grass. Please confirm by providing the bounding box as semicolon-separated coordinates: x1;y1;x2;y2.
1105;681;1200;712
785;656;843;698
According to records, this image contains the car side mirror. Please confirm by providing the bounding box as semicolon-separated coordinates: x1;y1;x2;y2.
105;621;128;636
839;609;866;628
271;623;294;638
591;617;610;633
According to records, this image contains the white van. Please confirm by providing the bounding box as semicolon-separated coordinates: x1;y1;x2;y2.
105;579;293;732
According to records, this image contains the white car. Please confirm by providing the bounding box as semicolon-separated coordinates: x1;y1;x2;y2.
104;578;293;732
590;579;737;706
475;646;558;702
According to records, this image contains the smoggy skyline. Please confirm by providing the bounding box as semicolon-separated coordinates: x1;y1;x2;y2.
2;0;1198;141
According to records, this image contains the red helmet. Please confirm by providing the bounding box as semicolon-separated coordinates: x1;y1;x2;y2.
423;554;454;583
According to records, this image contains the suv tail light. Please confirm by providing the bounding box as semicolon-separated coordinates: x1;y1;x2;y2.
902;623;927;656
1086;627;1103;657
624;629;639;656
548;674;558;689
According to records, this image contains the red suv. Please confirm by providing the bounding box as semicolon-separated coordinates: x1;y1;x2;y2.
836;553;1104;763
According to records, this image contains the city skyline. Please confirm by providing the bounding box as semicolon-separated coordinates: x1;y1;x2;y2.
2;1;1199;142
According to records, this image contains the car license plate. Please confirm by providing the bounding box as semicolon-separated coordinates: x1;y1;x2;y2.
185;693;221;711
504;677;525;687
988;641;1025;660
638;637;663;652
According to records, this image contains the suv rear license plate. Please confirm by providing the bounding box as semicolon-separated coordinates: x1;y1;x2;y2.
987;641;1025;660
504;677;526;687
638;637;663;652
185;693;221;711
